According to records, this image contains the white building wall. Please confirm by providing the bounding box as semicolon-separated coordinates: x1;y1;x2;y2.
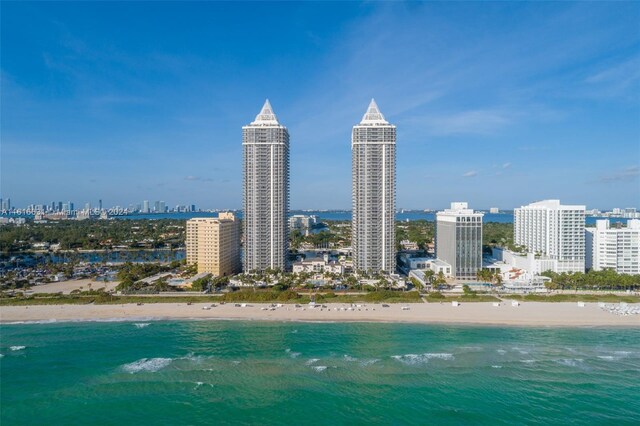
586;219;640;275
514;200;585;273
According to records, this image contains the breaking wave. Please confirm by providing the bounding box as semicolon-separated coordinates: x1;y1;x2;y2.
122;357;172;373
343;354;379;366
285;348;301;358
555;358;584;368
391;353;454;365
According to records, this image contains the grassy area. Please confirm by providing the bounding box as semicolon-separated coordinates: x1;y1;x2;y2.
502;294;640;303
423;293;500;303
317;291;422;304
0;289;424;306
0;295;221;306
3;290;637;306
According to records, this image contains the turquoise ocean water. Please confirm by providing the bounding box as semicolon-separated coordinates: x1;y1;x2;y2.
1;321;639;425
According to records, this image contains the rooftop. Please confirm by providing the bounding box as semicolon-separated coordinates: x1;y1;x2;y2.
357;99;392;126
247;99;282;126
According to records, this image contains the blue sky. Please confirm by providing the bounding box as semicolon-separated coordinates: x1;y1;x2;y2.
2;1;639;210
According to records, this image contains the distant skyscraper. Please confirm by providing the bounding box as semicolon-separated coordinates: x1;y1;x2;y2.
242;100;290;272
514;199;585;273
98;199;103;211
351;99;396;273
436;202;484;280
142;200;150;213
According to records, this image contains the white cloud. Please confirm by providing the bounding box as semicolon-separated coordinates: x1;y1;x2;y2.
502;162;512;169
462;170;478;178
596;166;640;184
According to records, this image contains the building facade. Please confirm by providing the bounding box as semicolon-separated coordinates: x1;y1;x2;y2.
585;219;640;275
292;260;345;275
514;199;585;273
351;99;396;273
186;213;241;276
289;215;317;235
435;202;483;280
243;100;290;272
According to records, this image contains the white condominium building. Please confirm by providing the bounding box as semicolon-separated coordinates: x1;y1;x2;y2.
436;202;483;280
585;219;640;275
514;199;585;273
289;215;317;235
351;99;396;273
242;100;290;272
186;213;241;276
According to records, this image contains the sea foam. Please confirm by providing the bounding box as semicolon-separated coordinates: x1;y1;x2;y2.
134;323;150;329
285;348;301;358
10;346;26;351
391;353;454;365
343;354;379;366
555;358;584;368
122;357;172;373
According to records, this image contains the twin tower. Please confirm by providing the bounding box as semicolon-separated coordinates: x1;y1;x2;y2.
242;99;396;274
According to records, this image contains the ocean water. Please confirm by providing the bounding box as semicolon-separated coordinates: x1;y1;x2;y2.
1;321;639;425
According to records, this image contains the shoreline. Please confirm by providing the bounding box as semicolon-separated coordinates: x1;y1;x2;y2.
2;302;638;327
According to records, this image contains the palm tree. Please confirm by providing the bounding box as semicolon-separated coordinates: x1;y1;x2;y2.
423;270;435;290
434;271;446;290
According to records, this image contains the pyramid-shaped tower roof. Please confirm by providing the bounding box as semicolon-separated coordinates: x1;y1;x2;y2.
250;99;280;125
359;99;389;125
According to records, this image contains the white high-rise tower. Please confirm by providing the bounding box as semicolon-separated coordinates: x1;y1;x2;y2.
242;100;290;272
514;199;586;273
352;99;396;273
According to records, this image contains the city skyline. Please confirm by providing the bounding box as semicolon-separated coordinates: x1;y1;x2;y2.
2;2;639;209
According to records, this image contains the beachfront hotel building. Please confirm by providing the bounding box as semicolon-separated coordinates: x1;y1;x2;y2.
585;219;640;275
514;199;586;273
351;99;396;273
186;213;241;276
242;100;290;272
435;202;484;281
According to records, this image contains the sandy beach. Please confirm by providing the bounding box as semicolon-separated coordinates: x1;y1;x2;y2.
2;301;638;326
25;279;119;294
